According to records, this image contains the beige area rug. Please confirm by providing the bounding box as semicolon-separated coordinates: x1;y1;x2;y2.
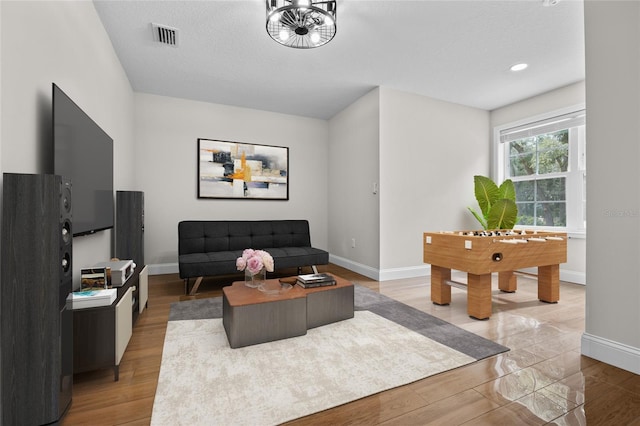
151;311;476;426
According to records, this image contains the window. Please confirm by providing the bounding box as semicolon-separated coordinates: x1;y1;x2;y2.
496;109;586;232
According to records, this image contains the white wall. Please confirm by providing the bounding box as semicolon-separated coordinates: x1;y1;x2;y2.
379;87;490;280
582;1;640;374
491;81;586;284
134;94;329;273
327;87;489;281
0;1;134;289
330;83;584;282
327;88;380;278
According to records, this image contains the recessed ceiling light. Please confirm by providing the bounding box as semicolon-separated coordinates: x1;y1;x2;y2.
510;63;529;72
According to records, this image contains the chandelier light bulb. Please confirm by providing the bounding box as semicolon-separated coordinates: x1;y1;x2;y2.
269;12;280;22
310;32;320;44
279;29;289;41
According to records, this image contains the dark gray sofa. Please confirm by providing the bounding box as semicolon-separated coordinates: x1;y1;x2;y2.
178;220;329;295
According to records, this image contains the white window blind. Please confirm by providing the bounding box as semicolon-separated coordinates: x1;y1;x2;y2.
495;107;586;233
499;110;586;143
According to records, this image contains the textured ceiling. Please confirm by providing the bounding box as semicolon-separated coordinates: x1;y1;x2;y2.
93;0;585;119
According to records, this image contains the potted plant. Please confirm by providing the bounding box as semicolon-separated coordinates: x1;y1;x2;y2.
468;175;518;230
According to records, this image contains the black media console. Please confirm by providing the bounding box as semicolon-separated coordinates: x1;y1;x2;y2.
72;265;148;381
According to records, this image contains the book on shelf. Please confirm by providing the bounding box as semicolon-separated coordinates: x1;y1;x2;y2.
81;267;109;290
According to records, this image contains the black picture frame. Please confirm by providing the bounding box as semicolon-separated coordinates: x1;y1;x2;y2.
197;138;289;200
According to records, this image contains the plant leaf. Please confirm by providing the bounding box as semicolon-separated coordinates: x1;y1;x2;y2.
467;207;488;230
474;175;499;216
498;179;516;201
487;199;518;230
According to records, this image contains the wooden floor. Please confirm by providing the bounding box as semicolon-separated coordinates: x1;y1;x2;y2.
63;265;640;425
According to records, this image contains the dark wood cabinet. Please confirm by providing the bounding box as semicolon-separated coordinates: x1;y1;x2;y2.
72;265;148;380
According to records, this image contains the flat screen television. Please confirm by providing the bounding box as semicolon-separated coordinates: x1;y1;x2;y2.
53;83;114;237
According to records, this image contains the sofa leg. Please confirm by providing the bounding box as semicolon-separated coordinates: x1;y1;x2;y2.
312;265;319;274
184;278;190;294
189;276;204;296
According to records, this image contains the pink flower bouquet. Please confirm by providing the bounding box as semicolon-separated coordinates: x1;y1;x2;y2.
236;249;275;276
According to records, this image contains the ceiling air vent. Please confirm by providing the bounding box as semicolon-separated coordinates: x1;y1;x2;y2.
151;23;179;47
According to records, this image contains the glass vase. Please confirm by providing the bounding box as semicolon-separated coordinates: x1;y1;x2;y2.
245;267;266;288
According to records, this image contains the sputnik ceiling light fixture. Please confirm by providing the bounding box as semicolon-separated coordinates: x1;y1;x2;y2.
266;0;337;49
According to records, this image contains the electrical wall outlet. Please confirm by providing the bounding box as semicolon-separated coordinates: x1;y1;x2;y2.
351;238;356;248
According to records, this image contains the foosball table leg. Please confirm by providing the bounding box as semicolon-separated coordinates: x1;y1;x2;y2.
538;264;560;303
498;271;517;293
467;273;492;320
430;265;451;305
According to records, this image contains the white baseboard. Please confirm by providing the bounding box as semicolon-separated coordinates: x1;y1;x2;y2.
581;333;640;375
515;267;585;285
379;265;430;281
328;256;431;282
328;255;380;280
147;258;584;286
328;257;584;284
560;269;585;285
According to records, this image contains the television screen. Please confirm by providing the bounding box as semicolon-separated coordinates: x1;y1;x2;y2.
53;84;114;236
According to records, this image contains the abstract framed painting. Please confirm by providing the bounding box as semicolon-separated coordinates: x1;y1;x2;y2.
197;138;289;200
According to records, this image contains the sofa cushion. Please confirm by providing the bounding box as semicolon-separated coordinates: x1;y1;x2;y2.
178;246;329;278
178;220;328;279
179;220;313;255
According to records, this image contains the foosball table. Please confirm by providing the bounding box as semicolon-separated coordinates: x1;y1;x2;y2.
423;230;567;320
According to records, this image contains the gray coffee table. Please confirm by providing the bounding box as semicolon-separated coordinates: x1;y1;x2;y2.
222;274;354;348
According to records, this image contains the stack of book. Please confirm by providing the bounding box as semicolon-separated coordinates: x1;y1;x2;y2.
296;273;336;288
